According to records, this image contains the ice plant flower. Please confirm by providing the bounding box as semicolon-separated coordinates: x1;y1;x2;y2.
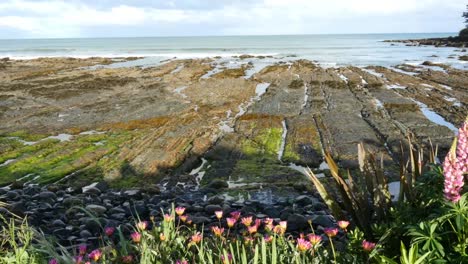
176;260;188;264
104;226;115;236
175;206;186;216
122;255;134;263
160;233;166;241
215;210;223;219
264;235;273;243
179;215;188;223
265;223;274;231
164;214;174;222
88;249;102;262
324;227;339;237
362;240;376;252
226;217;237;228
297;238;312;252
273;224;286;235
74;256;83;264
230;211;241;220
78;245;87;256
211;226;224;237
136;221;148;231
264;218;274;225
279;221;287;230
308;234;322;246
221;253;233;264
444;119;468;202
131;232;142;243
337;220;350;231
49;259;58;264
241;216;253;227
254;219;262;227
248;225;258;234
191;232;202;244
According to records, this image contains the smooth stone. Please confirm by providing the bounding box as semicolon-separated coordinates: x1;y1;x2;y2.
191;216;211;225
311;215;335;228
204;204;222;214
85;204;107;215
83;187;101;195
206;180;229;189
80;230;92;238
287;214;308;231
38;191;57;200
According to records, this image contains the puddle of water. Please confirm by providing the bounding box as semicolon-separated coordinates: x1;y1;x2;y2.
174;86;188;98
255;83;270;98
337;73;348;83
170;64;184;74
278;120;287;161
374;98;384;109
190;158;208;185
48;134;73;142
362;68;385;78
319;161;330;170
387;84;406;89
0;159;16;167
414;100;458;133
79;130;106;135
388;181;400;202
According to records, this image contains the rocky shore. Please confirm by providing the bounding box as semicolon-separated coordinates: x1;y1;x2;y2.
384;36;468;49
0;55;466;243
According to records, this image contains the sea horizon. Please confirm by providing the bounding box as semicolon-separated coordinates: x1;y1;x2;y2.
1;32;464;69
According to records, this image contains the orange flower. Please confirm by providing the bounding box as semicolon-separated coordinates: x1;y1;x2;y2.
308;234;322;246
297;238;311;252
248;225;258;234
241;216;253;227
215;210;223;219
337;221;350;231
160;233;166;241
324;228;338;237
191;232;202;244
226;217;237;228
179;215;188;223
211;226;224;237
362;240;376;252
175;207;186;216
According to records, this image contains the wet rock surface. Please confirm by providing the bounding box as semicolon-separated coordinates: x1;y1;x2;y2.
0;56;465;201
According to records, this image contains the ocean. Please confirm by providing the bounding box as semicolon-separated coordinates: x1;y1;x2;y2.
0;33;466;69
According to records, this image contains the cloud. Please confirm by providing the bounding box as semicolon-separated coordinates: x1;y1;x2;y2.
0;0;465;38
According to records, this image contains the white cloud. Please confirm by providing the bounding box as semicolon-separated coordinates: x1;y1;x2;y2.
0;0;465;38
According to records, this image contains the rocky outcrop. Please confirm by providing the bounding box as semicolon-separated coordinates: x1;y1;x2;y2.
0;57;464;189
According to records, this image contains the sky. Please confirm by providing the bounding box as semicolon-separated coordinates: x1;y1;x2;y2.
0;0;466;39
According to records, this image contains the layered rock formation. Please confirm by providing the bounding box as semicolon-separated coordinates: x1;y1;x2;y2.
0;57;465;192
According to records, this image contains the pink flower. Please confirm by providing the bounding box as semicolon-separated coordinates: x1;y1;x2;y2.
324;227;338;237
191;232;202;244
122;255;134;263
179;215;188;222
247;225;258;234
88;249;102;262
254;219;262;227
104;226;115;236
175;207;186;216
264;235;273;243
211;226;224;237
297;238;312;252
308;234;322;246
74;256;83;264
362;240;376;252
221;253;233;264
131;232;142;243
337;220;350;230
215;210;223;219
49;259;58;264
264;218;274;225
279;221;287;230
78;245;87;256
444;120;468;202
230;211;241;220
226;217;237;228
136;221;148;231
241;216;253;227
176;260;188;264
164;214;174;222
